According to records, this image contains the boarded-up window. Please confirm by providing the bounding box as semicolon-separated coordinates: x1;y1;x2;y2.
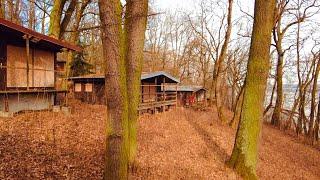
85;83;93;92
6;45;54;87
32;48;55;87
6;45;27;87
75;83;82;92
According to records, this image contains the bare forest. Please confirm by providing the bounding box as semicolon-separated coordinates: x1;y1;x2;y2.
0;0;320;179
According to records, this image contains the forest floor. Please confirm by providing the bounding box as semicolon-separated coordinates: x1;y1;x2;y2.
0;100;319;179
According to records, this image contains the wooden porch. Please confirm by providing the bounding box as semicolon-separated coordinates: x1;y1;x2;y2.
139;84;178;113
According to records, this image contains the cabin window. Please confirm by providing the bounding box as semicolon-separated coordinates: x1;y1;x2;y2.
85;83;93;92
75;83;82;92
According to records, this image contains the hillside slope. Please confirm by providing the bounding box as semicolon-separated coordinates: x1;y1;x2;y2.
132;108;320;179
0;102;319;179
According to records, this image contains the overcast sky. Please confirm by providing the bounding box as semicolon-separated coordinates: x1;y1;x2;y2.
154;0;196;11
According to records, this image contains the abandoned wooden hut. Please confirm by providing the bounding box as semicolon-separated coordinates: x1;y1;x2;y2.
140;71;179;112
0;18;81;114
69;71;180;112
166;85;207;106
69;74;105;105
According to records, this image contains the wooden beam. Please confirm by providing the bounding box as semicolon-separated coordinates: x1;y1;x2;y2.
25;35;30;90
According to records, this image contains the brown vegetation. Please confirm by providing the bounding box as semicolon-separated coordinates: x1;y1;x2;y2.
0;102;319;179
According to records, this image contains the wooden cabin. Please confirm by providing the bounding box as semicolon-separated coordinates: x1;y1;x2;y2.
0;18;81;114
69;71;179;112
69;74;105;105
140;71;179;112
166;85;207;106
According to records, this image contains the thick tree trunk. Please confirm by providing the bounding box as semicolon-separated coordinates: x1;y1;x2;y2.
99;0;129;179
49;0;67;38
124;0;148;164
60;0;77;39
0;0;5;18
227;0;275;178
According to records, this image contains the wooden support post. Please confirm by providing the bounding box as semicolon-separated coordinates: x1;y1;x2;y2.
148;84;150;103
175;84;178;109
64;49;70;106
32;48;35;87
4;97;9;112
155;77;157;103
141;83;144;103
162;77;165;111
25;35;30;90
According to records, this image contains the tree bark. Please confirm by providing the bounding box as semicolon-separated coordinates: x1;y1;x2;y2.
227;0;276;178
229;85;244;129
49;0;67;38
0;0;5;18
212;0;233;123
263;80;276;116
99;0;129;179
124;0;148;164
308;57;320;140
271;45;284;127
60;0;77;39
315;96;320;141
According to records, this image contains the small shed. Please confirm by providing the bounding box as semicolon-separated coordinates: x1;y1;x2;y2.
0;18;80;114
166;85;207;106
69;74;105;105
69;71;180;112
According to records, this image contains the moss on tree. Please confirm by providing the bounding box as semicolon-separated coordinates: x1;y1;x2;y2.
124;0;149;164
99;0;129;179
227;0;276;178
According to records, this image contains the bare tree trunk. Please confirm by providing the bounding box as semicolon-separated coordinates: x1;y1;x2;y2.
99;0;129;178
263;80;276;116
315;96;320;141
41;0;47;34
308;57;320;140
0;0;5;18
229;85;244;129
227;0;276;178
213;0;233;122
28;0;35;30
271;51;284;127
297;88;307;135
285;95;299;131
8;0;14;22
60;0;77;39
49;0;67;38
124;0;148;164
69;0;92;44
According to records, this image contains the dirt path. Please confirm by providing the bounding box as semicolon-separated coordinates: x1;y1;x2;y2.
130;109;239;179
0;103;319;179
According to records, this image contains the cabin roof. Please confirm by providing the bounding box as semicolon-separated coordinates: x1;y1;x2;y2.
69;74;105;80
69;71;180;83
141;71;180;83
0;18;81;52
165;85;207;92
